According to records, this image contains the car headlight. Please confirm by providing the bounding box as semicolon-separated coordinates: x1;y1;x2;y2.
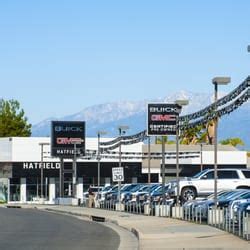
233;205;239;212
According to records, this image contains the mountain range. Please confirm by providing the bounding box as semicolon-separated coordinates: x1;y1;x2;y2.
31;91;250;149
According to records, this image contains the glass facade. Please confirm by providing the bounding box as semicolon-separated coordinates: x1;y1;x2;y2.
9;178;20;201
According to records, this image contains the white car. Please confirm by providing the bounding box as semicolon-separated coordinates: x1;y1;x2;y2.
168;168;250;202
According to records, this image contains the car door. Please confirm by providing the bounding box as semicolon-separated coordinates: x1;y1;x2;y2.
217;170;240;191
197;170;214;195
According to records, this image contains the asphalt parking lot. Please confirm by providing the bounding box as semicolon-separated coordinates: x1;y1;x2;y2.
0;207;121;250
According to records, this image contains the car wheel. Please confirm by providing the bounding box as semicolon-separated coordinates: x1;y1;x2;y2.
181;187;196;202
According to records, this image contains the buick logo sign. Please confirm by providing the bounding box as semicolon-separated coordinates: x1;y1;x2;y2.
55;126;83;132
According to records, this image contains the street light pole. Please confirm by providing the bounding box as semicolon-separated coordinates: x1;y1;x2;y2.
175;100;189;205
73;141;77;198
39;142;50;201
118;125;129;211
161;136;166;203
97;130;107;205
200;143;203;172
148;136;151;214
148;136;151;184
71;139;83;198
212;77;230;207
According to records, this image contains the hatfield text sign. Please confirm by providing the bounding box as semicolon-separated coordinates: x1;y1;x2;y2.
51;121;85;158
147;103;181;136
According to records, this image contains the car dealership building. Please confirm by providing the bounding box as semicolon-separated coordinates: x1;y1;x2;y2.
0;137;247;204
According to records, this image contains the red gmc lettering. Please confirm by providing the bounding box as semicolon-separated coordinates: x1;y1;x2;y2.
57;138;82;144
151;114;176;121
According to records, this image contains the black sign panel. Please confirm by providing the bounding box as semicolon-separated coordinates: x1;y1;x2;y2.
51;121;85;158
12;162;61;178
147;103;181;135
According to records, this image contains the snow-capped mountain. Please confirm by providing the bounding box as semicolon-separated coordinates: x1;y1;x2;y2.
31;91;250;148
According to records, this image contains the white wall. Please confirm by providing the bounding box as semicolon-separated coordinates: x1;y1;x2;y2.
193;151;247;165
12;137;50;162
0;137;246;166
0;138;12;161
0;137;142;163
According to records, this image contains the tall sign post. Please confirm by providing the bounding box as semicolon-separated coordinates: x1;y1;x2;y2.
147;103;181;203
39;142;50;201
117;125;129;211
175;99;188;205
51;121;85;199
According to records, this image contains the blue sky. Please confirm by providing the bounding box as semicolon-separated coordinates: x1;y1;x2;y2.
0;0;250;124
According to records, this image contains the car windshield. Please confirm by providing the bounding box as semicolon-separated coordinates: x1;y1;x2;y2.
139;185;149;192
153;185;169;193
111;186;118;192
193;170;209;178
128;185;142;192
150;185;160;191
121;184;138;191
207;190;230;200
220;190;247;201
102;186;112;191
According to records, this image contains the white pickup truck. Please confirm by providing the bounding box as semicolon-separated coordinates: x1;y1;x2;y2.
168;168;250;202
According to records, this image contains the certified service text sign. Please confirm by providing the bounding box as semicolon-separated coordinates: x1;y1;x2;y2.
147;103;181;136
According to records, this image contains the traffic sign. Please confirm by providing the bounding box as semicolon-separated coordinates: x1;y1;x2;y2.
112;167;124;182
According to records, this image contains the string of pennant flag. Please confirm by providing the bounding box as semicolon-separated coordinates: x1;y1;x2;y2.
97;76;250;152
83;149;201;160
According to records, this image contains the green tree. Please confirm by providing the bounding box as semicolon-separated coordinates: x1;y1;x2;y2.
155;136;175;144
0;99;31;137
219;138;244;147
180;124;208;145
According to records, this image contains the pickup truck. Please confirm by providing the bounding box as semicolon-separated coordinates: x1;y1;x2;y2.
168;168;250;203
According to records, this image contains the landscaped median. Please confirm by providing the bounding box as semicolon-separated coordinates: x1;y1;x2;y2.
12;204;250;250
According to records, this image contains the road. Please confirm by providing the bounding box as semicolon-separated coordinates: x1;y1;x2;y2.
0;207;120;250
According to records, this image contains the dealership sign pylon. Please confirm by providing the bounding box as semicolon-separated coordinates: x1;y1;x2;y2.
147;103;181;136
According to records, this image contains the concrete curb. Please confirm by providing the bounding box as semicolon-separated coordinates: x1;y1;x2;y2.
45;209;141;236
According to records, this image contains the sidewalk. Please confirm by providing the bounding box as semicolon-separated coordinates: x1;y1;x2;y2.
10;204;250;249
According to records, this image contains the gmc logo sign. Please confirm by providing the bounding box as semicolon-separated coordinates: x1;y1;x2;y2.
151;114;176;121
56;137;84;145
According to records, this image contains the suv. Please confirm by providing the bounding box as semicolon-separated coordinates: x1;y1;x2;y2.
168;168;250;202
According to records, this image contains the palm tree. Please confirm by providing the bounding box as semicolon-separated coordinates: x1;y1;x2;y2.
180;124;208;145
219;138;245;147
155;136;175;144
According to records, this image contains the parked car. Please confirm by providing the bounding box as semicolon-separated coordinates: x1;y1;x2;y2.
109;184;139;202
235;201;250;226
129;183;161;204
168;168;250;202
121;184;146;203
196;189;250;219
149;184;171;205
95;185;113;202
